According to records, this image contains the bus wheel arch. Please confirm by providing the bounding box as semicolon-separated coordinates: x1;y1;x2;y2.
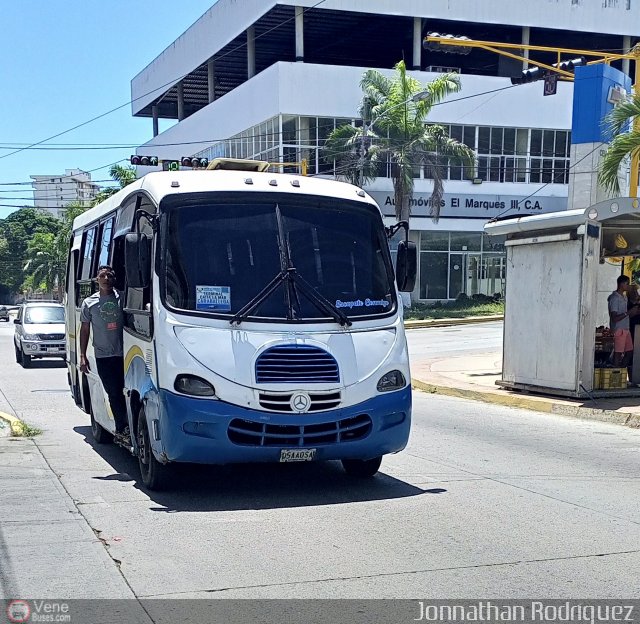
136;402;171;491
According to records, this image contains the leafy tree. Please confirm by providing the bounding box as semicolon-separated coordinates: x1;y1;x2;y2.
0;208;59;298
599;93;640;195
325;60;475;222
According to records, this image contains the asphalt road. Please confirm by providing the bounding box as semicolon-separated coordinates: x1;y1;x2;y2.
0;321;639;600
406;321;503;360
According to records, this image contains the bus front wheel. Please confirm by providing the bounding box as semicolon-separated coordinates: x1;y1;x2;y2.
137;406;171;491
341;456;382;478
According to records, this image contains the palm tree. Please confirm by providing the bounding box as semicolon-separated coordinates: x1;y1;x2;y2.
93;164;137;204
109;163;137;188
599;93;640;195
325;60;476;222
23;233;64;299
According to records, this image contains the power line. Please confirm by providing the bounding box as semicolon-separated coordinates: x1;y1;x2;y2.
0;0;328;163
0;84;522;154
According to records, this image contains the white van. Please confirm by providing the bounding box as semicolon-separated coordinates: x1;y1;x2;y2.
14;302;66;367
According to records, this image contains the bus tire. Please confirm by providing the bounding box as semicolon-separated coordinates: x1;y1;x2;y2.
341;456;382;478
137;405;171;491
90;409;113;444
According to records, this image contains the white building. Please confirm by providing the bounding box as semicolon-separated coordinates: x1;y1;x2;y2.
131;0;638;301
31;169;100;219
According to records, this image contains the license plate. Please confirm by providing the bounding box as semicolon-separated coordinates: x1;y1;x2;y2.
279;448;316;462
46;347;62;352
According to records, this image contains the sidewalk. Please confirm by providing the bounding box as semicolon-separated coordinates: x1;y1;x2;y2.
409;324;640;428
0;386;133;598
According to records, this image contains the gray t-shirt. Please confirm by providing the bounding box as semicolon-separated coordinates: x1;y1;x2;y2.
608;291;629;331
80;290;124;358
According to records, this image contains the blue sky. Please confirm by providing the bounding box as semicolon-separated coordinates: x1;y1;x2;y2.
0;1;216;219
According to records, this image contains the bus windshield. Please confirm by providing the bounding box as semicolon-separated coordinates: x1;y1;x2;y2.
162;195;396;321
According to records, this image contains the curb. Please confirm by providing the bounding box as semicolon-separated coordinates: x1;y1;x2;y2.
411;379;640;429
0;410;28;436
404;315;504;329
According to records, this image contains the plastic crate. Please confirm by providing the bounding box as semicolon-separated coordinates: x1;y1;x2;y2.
593;367;627;390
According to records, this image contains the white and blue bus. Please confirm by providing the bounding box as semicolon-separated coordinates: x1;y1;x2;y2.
65;159;416;490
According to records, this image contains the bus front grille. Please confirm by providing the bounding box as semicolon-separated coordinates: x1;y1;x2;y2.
255;345;339;383
227;414;372;447
258;391;341;412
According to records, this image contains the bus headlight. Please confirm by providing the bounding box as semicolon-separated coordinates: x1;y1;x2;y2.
174;375;216;397
376;370;406;392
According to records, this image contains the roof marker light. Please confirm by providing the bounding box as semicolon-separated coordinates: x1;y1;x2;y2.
269;179;278;186
171;181;180;188
356;189;366;197
244;178;254;185
291;179;300;187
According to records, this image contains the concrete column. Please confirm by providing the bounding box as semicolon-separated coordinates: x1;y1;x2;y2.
247;26;256;78
152;105;159;137
622;35;631;77
295;6;304;62
521;26;530;70
177;81;185;121
208;59;216;103
413;17;422;70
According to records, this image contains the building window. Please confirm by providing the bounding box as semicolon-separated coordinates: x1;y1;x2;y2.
417;231;506;301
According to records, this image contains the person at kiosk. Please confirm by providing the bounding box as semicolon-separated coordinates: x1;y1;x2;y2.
608;275;640;377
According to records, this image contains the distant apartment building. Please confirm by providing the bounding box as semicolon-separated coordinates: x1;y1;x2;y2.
30;169;100;218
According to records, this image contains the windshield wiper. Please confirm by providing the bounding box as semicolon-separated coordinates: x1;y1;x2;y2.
229;267;351;327
231;203;351;327
289;271;352;327
229;269;293;326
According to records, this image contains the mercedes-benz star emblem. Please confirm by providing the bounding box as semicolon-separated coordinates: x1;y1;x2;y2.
290;392;311;413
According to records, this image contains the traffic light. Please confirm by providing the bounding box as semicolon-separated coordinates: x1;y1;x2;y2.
511;67;542;85
130;155;159;166
180;157;209;169
423;32;472;55
511;57;585;85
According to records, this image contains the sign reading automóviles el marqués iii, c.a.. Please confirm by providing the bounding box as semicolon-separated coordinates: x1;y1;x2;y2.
369;192;567;219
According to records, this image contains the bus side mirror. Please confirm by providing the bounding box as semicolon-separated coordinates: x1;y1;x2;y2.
125;232;151;289
396;240;417;292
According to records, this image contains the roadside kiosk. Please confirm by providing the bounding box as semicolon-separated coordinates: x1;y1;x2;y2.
484;197;640;398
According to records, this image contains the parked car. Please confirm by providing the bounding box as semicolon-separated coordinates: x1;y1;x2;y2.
0;306;8;322
14;302;66;368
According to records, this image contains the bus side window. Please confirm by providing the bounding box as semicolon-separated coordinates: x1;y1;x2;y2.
124;198;155;340
76;225;98;307
97;216;115;269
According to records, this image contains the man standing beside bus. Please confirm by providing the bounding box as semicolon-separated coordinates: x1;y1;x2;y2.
79;265;129;443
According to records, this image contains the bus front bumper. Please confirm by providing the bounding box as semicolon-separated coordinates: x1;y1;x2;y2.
155;387;412;465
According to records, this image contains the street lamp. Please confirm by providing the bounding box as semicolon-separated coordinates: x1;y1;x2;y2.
411;90;430;103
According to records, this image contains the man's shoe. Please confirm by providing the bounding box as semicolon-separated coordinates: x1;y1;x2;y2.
114;426;131;446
